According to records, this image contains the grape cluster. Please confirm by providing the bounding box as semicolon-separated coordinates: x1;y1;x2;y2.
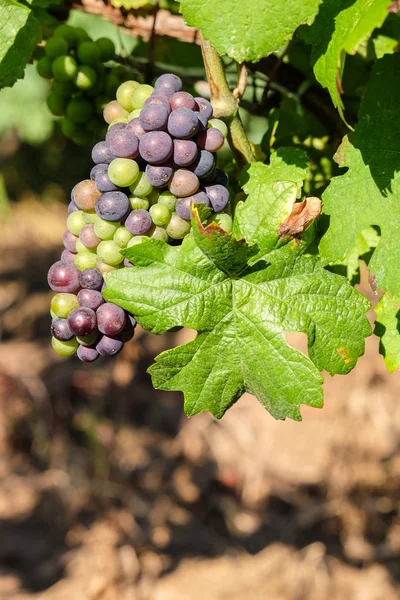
49;73;232;361
36;24;128;145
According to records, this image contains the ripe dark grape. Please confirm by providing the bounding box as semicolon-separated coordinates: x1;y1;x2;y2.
168;108;199;139
95;171;118;193
68;306;97;336
189;150;215;178
139;104;169;132
109;130;139;159
126;118;146;139
61;249;76;262
90;163;108;180
63;230;78;253
139;131;173;164
169;169;200;197
205;184;230;212
195;97;213;120
197;127;224;152
51;318;74;341
48;261;81;293
105;121;126;143
214;168;229;187
92;141;116;164
77;289;104;310
77;345;99;362
95;191;130;221
125;209;153;235
154;73;182;96
176;191;210;220
96;335;124;356
143;94;171;114
170;91;196;111
145;163;173;187
96;303;126;335
173;139;198;167
79;268;103;290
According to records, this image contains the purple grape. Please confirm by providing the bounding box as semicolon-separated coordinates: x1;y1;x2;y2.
205;184;230;212
105;122;127;143
167;108;199;139
145;163;173;187
202;166;217;184
95;191;130;222
168;169;200;197
77;345;99;362
139;131;173;164
170;91;196;111
117;318;136;342
68;201;78;214
79;224;100;248
195;97;213;120
173;139;198;167
126;118;146;139
77;289;104;310
128;314;137;328
125;209;153;235
189;150;215;178
51;318;74;341
176;191;210;220
143;94;171;113
214;169;229;187
109;130;139;159
197;127;224;152
48;260;81;293
90;163;108;180
63;230;78;253
79;268;103;291
154;73;182;96
124;258;134;268
91;141;116;164
68;307;97;336
95;171;118;192
139;104;169;132
61;249;76;262
96;335;124;356
96;303;126;335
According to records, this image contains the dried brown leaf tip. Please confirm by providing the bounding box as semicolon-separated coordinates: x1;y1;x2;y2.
278;196;321;239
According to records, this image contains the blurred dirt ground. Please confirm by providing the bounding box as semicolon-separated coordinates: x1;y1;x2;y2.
1;198;400;600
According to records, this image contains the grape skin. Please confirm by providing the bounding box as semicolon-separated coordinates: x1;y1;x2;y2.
173;139;198;167
125;209;153;235
96;303;126;335
95;191;130;222
61;249;76;262
48;261;81;293
109;130;139;159
167;108;199;139
105;122;126;143
189;150;215;178
63;230;78;253
168;169;200;198
197;127;224;152
195;97;213;120
51;318;74;341
90;163;108;180
68;306;97;336
145;163;173;187
96;335;124;356
77;345;99;362
77;289;105;310
73;179;101;210
205;184;230;212
154;74;182;96
92;141;116;164
95;171;118;193
139;104;169;132
139;131;173;164
126;118;146;139
176;191;210;220
170;91;196;111
79;268;103;290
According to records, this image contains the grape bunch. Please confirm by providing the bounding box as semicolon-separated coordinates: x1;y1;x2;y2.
36;24;129;145
49;72;231;361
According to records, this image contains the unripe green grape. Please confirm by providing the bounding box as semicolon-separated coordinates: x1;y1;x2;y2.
127;235;146;248
147;189;160;205
97;240;124;265
113;226;133;248
45;37;69;58
66;97;93;124
95;95;110;115
96;260;118;274
47;92;68;116
166;213;191;239
74;27;91;44
74;65;97;90
131;84;154;109
74;251;98;270
95;37;115;61
211;212;232;232
67;210;86;235
36;56;53;79
103;100;128;125
158;191;177;212
52;55;78;81
77;41;101;65
129;196;149;210
94;217;120;240
82;209;97;224
149;204;171;227
104;74;120;97
54;24;78;47
116;80;139;112
61;119;79;139
52;336;79;356
151;227;169;242
51;293;79;318
76;331;99;346
53;79;75;96
50;308;58;319
127;109;141;121
84;76;105;98
129;172;153;198
108;158;139;187
208;118;228;139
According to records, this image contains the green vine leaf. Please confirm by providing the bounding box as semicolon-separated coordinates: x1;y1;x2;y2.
104;233;371;421
179;0;323;63
0;0;42;89
301;0;392;120
375;294;400;372
319;53;400;296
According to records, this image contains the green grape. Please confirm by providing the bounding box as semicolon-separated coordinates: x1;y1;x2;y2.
50;308;58;319
74;65;97;90
84;76;104;98
94;95;110;115
96;260;118;274
116;80;139;112
104;74;120;97
97;240;124;265
158;191;177;212
149;204;171;227
66;97;93;124
129;172;153;198
108;158;139;187
129;196;149;210
127;235;146;248
54;24;78;47
76;332;99;346
51;293;79;318
113;226;133;248
67;210;86;235
71;129;92;146
76;239;96;253
131;84;154;109
47;92;68;116
94;217;120;240
52;55;78;81
53;80;75;96
36;56;53;79
128;109;141;120
166;213;191;239
151;227;169;242
211;213;233;232
77;41;101;65
82;209;97;224
95;37;115;61
147;189;160;205
61;119;79;138
74;27;91;44
74;251;98;270
45;37;69;58
208;118;228;138
52;336;79;356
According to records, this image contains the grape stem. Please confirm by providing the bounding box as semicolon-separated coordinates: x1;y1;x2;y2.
200;37;256;166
